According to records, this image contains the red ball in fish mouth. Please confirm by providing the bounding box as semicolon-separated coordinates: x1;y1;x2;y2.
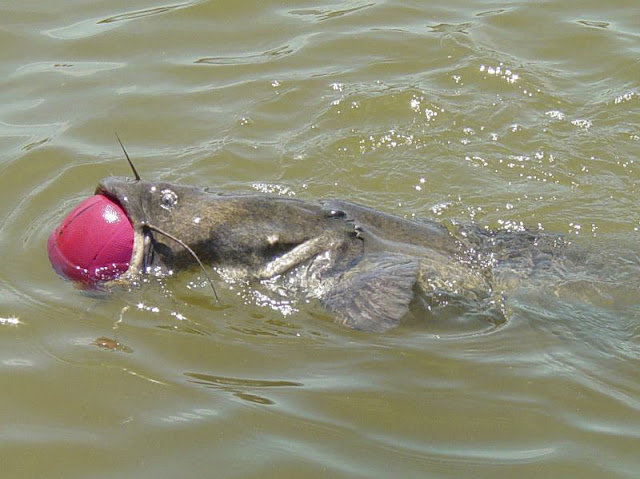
47;195;134;285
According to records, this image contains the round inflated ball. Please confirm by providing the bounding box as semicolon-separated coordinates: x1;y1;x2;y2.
47;195;134;285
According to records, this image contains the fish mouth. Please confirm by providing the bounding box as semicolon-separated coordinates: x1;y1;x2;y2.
94;183;152;284
94;185;127;210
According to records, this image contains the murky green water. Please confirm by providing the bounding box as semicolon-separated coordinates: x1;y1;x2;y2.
1;1;639;477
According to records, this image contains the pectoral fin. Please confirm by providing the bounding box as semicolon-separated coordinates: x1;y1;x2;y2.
319;253;419;332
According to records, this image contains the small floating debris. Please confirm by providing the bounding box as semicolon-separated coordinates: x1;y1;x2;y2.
91;336;133;353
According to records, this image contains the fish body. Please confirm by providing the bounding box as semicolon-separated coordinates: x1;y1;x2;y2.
95;176;565;332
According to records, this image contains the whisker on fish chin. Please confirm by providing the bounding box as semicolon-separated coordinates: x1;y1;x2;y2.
143;222;220;302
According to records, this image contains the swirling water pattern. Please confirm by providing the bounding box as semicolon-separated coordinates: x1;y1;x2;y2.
0;1;638;477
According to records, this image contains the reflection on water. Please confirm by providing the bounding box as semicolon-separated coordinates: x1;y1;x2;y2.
0;0;639;477
186;372;303;405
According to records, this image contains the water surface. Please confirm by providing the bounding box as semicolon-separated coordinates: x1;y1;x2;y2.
1;1;639;477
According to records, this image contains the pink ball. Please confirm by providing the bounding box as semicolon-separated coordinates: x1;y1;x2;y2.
47;195;134;285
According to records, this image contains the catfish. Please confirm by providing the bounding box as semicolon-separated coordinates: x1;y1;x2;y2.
94;175;567;332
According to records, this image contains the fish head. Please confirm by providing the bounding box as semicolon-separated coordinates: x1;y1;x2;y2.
95;176;217;282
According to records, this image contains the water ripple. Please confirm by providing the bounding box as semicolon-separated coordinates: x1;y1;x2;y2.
288;3;375;22
45;1;199;39
195;44;296;65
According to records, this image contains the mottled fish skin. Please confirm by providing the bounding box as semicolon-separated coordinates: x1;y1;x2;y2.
97;177;567;332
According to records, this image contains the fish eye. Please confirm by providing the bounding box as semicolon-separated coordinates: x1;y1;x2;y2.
160;189;178;210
